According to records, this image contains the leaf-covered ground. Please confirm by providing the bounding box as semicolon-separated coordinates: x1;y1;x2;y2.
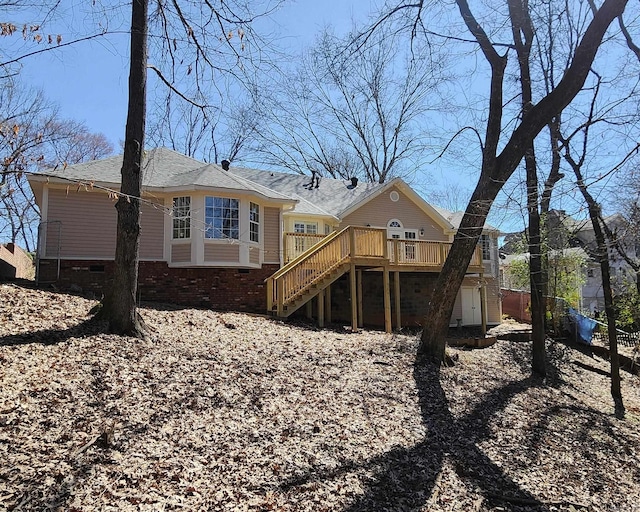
1;282;639;511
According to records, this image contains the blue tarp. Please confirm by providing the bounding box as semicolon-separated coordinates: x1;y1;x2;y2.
567;307;598;344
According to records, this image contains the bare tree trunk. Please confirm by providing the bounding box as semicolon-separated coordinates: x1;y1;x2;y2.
576;182;623;410
99;0;148;337
509;0;546;377
564;148;624;412
526;159;547;377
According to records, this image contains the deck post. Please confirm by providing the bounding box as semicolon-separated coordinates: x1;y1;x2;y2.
394;271;401;330
349;226;356;256
276;279;284;316
325;284;332;323
306;299;313;319
480;273;487;335
318;289;325;328
357;269;363;327
350;263;358;332
383;266;391;333
283;233;288;264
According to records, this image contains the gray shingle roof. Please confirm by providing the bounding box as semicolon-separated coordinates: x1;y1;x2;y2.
227;166;383;218
39;147;388;217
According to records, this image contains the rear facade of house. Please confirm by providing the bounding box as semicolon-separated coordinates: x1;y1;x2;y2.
28;148;502;330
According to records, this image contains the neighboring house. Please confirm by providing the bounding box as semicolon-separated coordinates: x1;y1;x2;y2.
501;209;638;314
0;243;34;280
27;148;502;331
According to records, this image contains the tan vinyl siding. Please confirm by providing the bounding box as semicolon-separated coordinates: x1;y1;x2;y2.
249;247;260;264
171;243;191;263
204;243;240;262
140;200;165;260
340;186;448;241
263;207;280;264
46;188;117;258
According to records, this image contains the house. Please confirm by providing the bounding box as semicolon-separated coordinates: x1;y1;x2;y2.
27;148;502;332
0;243;34;280
501;209;639;314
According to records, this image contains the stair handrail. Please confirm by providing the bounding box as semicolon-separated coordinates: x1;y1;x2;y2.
269;227;344;282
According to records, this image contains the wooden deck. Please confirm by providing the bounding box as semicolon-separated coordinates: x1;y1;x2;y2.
269;227;484;332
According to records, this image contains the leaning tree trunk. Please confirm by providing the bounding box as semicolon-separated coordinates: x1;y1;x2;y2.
574;175;623;409
99;0;149;337
420;177;498;361
418;0;627;364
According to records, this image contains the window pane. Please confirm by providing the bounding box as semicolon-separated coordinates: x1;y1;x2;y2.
205;196;239;239
250;203;260;242
172;196;190;239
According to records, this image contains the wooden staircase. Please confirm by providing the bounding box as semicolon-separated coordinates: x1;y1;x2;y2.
266;226;388;317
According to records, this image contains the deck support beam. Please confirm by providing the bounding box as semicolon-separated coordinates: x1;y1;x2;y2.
357;270;363;327
383;266;391;333
324;284;332;324
350;263;358;332
318;289;325;328
480;274;487;335
394;271;401;330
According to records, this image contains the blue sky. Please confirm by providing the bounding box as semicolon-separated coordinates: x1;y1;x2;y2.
5;1;632;236
8;0;370;149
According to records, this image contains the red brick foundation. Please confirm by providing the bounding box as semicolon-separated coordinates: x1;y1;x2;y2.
36;259;279;312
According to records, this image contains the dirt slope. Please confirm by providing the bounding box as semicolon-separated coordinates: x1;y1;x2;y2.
1;283;639;511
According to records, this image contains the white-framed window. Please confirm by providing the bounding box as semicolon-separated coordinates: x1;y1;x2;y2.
387;219;403;239
480;234;491;260
324;224;332;235
294;222;317;234
404;231;417;260
205;196;239;239
172;196;191;239
249;202;260;243
293;221;318;253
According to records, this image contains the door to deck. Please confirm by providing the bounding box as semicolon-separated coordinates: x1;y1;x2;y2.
461;287;481;325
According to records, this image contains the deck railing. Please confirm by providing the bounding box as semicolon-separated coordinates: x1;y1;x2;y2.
387;239;482;268
283;231;483;269
283;233;327;263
